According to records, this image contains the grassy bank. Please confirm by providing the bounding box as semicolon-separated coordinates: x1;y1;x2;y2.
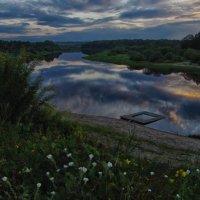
1;110;200;199
86;53;200;74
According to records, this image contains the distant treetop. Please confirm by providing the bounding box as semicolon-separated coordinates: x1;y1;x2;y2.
181;32;200;50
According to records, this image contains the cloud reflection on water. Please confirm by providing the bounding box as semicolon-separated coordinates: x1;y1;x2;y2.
36;53;200;136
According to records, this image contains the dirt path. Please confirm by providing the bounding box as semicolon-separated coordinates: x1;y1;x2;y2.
69;113;200;166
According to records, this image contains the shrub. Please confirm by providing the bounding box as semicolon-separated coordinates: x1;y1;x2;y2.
148;51;164;62
129;51;145;61
0;52;55;123
184;49;200;64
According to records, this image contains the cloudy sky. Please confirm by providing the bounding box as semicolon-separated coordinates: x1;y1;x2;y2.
0;0;200;41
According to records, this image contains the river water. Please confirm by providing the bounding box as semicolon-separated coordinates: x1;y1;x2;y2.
35;52;200;136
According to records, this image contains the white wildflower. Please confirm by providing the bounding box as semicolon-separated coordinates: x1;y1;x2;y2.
92;162;97;167
46;171;50;176
196;169;200;173
49;177;54;182
150;172;155;176
67;153;72;158
63;148;67;152
147;189;152;192
2;177;8;182
89;154;94;160
98;172;102;176
82;167;87;173
164;175;168;179
37;183;41;188
68;162;74;167
176;194;180;199
83;177;89;184
123;172;127;176
63;164;68;169
46;154;53;160
23;167;32;173
51;191;56;196
107;162;113;168
186;170;190;175
56;169;60;173
79;167;87;173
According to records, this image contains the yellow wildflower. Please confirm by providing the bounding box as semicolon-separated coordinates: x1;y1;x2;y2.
181;171;187;177
175;169;187;177
124;159;131;165
169;178;174;183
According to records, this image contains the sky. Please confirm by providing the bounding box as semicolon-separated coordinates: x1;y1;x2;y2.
0;0;200;41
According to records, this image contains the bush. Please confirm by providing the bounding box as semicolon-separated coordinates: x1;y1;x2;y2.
164;52;183;62
148;51;164;62
184;49;200;64
129;51;145;61
0;52;55;123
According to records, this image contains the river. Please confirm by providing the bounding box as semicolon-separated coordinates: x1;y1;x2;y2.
35;52;200;136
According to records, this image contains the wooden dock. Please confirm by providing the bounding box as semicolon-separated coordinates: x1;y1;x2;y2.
120;111;165;125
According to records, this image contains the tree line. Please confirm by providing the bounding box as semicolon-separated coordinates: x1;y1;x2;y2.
0;40;62;61
82;33;200;64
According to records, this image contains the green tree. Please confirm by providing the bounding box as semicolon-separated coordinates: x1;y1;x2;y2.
184;49;200;64
148;51;164;62
130;51;145;61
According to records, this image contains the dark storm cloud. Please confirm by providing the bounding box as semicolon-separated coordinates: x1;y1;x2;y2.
0;1;113;28
0;3;84;28
47;0;115;11
0;23;28;34
36;15;84;27
121;8;175;19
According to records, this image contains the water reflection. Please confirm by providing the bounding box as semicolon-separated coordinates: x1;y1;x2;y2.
36;53;200;136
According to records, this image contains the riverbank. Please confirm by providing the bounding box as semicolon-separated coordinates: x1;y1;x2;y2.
1;108;200;199
85;53;200;73
69;113;200;166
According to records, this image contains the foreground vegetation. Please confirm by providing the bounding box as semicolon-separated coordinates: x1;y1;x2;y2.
0;49;200;199
1;115;200;200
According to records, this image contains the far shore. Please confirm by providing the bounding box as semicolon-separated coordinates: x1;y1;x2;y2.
85;53;200;73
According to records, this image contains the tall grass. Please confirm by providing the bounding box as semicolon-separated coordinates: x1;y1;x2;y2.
1;119;200;199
